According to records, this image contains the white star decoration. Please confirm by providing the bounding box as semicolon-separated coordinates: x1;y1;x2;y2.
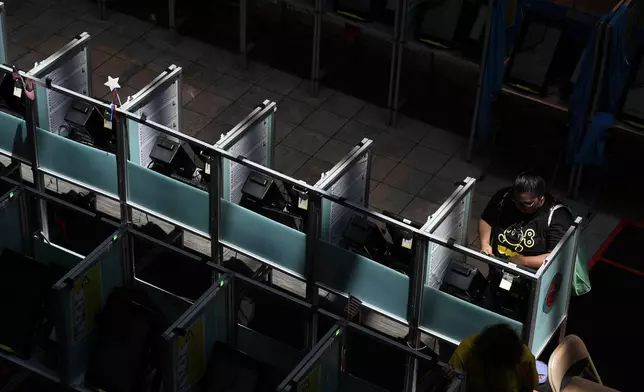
104;76;121;91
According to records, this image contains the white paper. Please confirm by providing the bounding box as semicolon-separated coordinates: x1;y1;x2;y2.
137;82;180;168
227;121;268;204
329;153;368;245
426;200;466;288
45;49;89;133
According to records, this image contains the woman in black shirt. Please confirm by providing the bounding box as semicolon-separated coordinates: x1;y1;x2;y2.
479;172;573;270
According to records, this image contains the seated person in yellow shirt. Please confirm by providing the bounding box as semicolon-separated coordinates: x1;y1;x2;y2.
449;324;539;392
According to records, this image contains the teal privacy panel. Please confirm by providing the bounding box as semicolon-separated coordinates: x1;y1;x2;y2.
37;128;118;196
0;111;29;161
127;162;209;234
136;279;192;324
163;282;229;392
0;4;6;65
316;240;409;321
530;227;578;357
236;325;304;373
54;235;124;384
220;200;307;276
0;191;23;253
34;238;82;271
420;285;523;344
293;326;342;392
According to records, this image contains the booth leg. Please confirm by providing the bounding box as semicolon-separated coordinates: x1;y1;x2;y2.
98;0;107;21
311;0;322;98
305;195;321;349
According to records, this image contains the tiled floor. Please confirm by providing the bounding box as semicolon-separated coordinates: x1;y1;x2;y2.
4;0;626;259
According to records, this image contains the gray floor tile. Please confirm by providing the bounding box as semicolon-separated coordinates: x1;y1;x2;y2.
370;154;397;181
354;104;389;130
91;49;111;70
91;30;133;55
116;41;161;67
30;9;74;34
195;120;232;144
77;10;117;31
281;126;329;156
216;103;254;126
402;145;451;174
418;176;458;205
124;67;160;90
207;75;252;101
334;120;382;145
182;84;202;106
386;115;430;144
475;173;512;197
369;183;414;214
294;157;333;185
257;69;302;95
183;63;223;88
15;50;45;71
237;86;284;108
94;56;141;81
59;20;107;39
275;144;310;176
168;37;211;62
11;23;54;49
314;139;354;164
181;108;213;136
7;43;29;63
301;109;347;137
108;14;154;39
91;72;107;98
276;97;316;124
321;91;365;119
274;120;298;144
371;132;414;162
142;28;181;51
369;179;380;194
147;53;191;73
185;91;233;118
227;61;273;84
401;197;440;225
584;212;619;239
420;127;466;156
382;164;432;195
34;34;73;57
435;155;484;182
288;80;334;106
196;47;237;73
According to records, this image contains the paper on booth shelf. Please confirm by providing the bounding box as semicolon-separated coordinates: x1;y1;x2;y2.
45;50;89;133
137;83;179;168
328;153;368;245
226;122;268;204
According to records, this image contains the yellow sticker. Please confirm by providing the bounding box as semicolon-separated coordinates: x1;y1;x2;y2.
508;83;539;95
175;316;206;392
298;365;320;392
419;38;449;49
71;263;102;344
401;238;413;249
337;10;366;21
0;344;15;354
624;119;644;129
298;197;309;211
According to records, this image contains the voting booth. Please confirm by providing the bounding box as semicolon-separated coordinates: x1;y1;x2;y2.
28;33;92;134
0;59;583;390
122;65;183;168
419;178;582;357
315;139;372;245
215;100;275;204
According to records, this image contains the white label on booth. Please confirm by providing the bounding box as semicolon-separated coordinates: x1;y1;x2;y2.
328;153;368;245
138;82;179;168
45;49;89;133
227;122;268;204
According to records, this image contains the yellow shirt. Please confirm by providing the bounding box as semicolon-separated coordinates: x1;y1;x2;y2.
449;335;539;392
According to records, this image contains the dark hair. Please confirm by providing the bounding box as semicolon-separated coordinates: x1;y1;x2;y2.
472;324;524;368
469;324;525;392
513;172;546;198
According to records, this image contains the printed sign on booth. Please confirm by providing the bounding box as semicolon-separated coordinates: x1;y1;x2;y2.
70;262;102;344
175;315;206;392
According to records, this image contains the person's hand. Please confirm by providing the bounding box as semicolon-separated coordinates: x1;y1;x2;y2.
481;244;493;256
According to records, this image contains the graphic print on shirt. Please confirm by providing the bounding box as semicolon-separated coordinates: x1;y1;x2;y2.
497;223;536;257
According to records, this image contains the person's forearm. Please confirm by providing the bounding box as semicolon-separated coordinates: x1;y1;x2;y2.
511;253;550;269
479;219;492;248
